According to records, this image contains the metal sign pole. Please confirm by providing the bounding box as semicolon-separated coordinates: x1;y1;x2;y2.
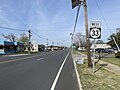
93;38;96;73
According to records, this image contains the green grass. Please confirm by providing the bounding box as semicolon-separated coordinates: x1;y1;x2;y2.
75;50;120;66
79;51;87;55
72;50;81;55
77;59;120;90
72;50;87;55
101;58;120;66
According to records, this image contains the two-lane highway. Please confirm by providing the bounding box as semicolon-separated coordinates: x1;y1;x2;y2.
0;49;79;90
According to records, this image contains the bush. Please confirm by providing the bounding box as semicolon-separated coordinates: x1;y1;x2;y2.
115;51;120;58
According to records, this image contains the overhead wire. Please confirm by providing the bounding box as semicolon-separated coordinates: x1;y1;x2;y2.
95;0;112;34
95;0;120;50
31;31;61;46
3;6;30;30
0;26;28;31
1;4;64;46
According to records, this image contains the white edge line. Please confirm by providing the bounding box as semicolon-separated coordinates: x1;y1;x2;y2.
72;52;83;90
37;57;45;61
50;50;70;90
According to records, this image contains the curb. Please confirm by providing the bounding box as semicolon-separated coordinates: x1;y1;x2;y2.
71;53;83;90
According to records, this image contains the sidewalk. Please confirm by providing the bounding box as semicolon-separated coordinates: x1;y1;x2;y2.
98;60;120;74
76;52;120;75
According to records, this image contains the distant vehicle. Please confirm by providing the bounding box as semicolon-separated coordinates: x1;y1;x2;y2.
105;48;114;53
95;48;113;53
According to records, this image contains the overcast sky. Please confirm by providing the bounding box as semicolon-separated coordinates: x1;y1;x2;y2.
0;0;120;46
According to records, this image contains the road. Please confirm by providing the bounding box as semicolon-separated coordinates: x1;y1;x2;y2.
0;49;79;90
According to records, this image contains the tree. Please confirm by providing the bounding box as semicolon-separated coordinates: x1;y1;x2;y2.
107;33;120;47
1;33;17;42
73;32;86;48
18;33;29;45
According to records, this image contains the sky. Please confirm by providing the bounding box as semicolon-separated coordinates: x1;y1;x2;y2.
0;0;120;46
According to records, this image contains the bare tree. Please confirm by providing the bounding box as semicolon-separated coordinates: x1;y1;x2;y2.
18;33;29;45
1;33;17;42
73;32;86;48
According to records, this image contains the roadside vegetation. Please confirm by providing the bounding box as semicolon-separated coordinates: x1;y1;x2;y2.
79;50;120;66
101;58;120;66
77;59;120;90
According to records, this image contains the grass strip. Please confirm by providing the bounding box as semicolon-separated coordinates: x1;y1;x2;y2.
77;59;120;90
101;58;120;66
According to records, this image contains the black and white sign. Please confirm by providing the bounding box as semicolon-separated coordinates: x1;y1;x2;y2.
89;28;101;39
90;21;101;28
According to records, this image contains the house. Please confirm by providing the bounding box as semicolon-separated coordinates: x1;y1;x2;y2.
30;41;45;52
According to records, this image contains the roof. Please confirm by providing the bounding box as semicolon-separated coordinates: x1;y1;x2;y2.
0;40;14;45
0;40;24;46
14;42;24;46
91;43;111;49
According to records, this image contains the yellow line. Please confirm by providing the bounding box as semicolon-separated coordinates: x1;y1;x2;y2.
0;53;51;64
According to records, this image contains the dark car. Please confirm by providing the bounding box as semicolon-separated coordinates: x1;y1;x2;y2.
95;48;105;53
95;48;114;53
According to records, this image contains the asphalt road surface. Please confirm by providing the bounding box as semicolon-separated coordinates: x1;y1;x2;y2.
0;49;79;90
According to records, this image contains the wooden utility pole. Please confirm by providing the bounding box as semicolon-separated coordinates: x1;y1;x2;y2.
47;39;48;47
83;0;92;67
28;30;31;54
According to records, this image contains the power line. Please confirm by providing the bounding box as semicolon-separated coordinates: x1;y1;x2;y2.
32;31;47;40
0;26;28;31
31;31;60;45
95;0;112;34
59;37;70;43
4;6;29;29
2;6;61;46
95;0;120;50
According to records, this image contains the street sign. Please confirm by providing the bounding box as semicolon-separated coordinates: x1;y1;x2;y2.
90;21;102;73
90;21;101;28
71;0;82;9
89;28;101;39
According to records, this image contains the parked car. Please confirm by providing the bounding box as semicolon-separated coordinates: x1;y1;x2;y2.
95;48;113;53
95;48;105;53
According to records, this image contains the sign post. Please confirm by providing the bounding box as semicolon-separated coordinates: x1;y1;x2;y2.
90;21;101;73
116;28;120;45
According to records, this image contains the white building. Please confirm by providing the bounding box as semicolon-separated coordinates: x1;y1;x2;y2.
91;44;111;49
30;42;39;52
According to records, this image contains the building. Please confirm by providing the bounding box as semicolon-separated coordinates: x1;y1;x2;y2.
30;41;45;52
0;40;24;54
47;46;65;51
14;42;24;52
91;43;111;49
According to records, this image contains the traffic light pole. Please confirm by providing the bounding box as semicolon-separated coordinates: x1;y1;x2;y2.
83;0;92;68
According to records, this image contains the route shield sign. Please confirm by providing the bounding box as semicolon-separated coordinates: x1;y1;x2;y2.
89;28;101;39
90;21;101;39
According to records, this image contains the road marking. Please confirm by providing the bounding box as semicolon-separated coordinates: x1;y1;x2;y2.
8;54;29;57
50;50;70;90
0;52;55;64
37;57;45;61
52;54;55;56
72;54;83;90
